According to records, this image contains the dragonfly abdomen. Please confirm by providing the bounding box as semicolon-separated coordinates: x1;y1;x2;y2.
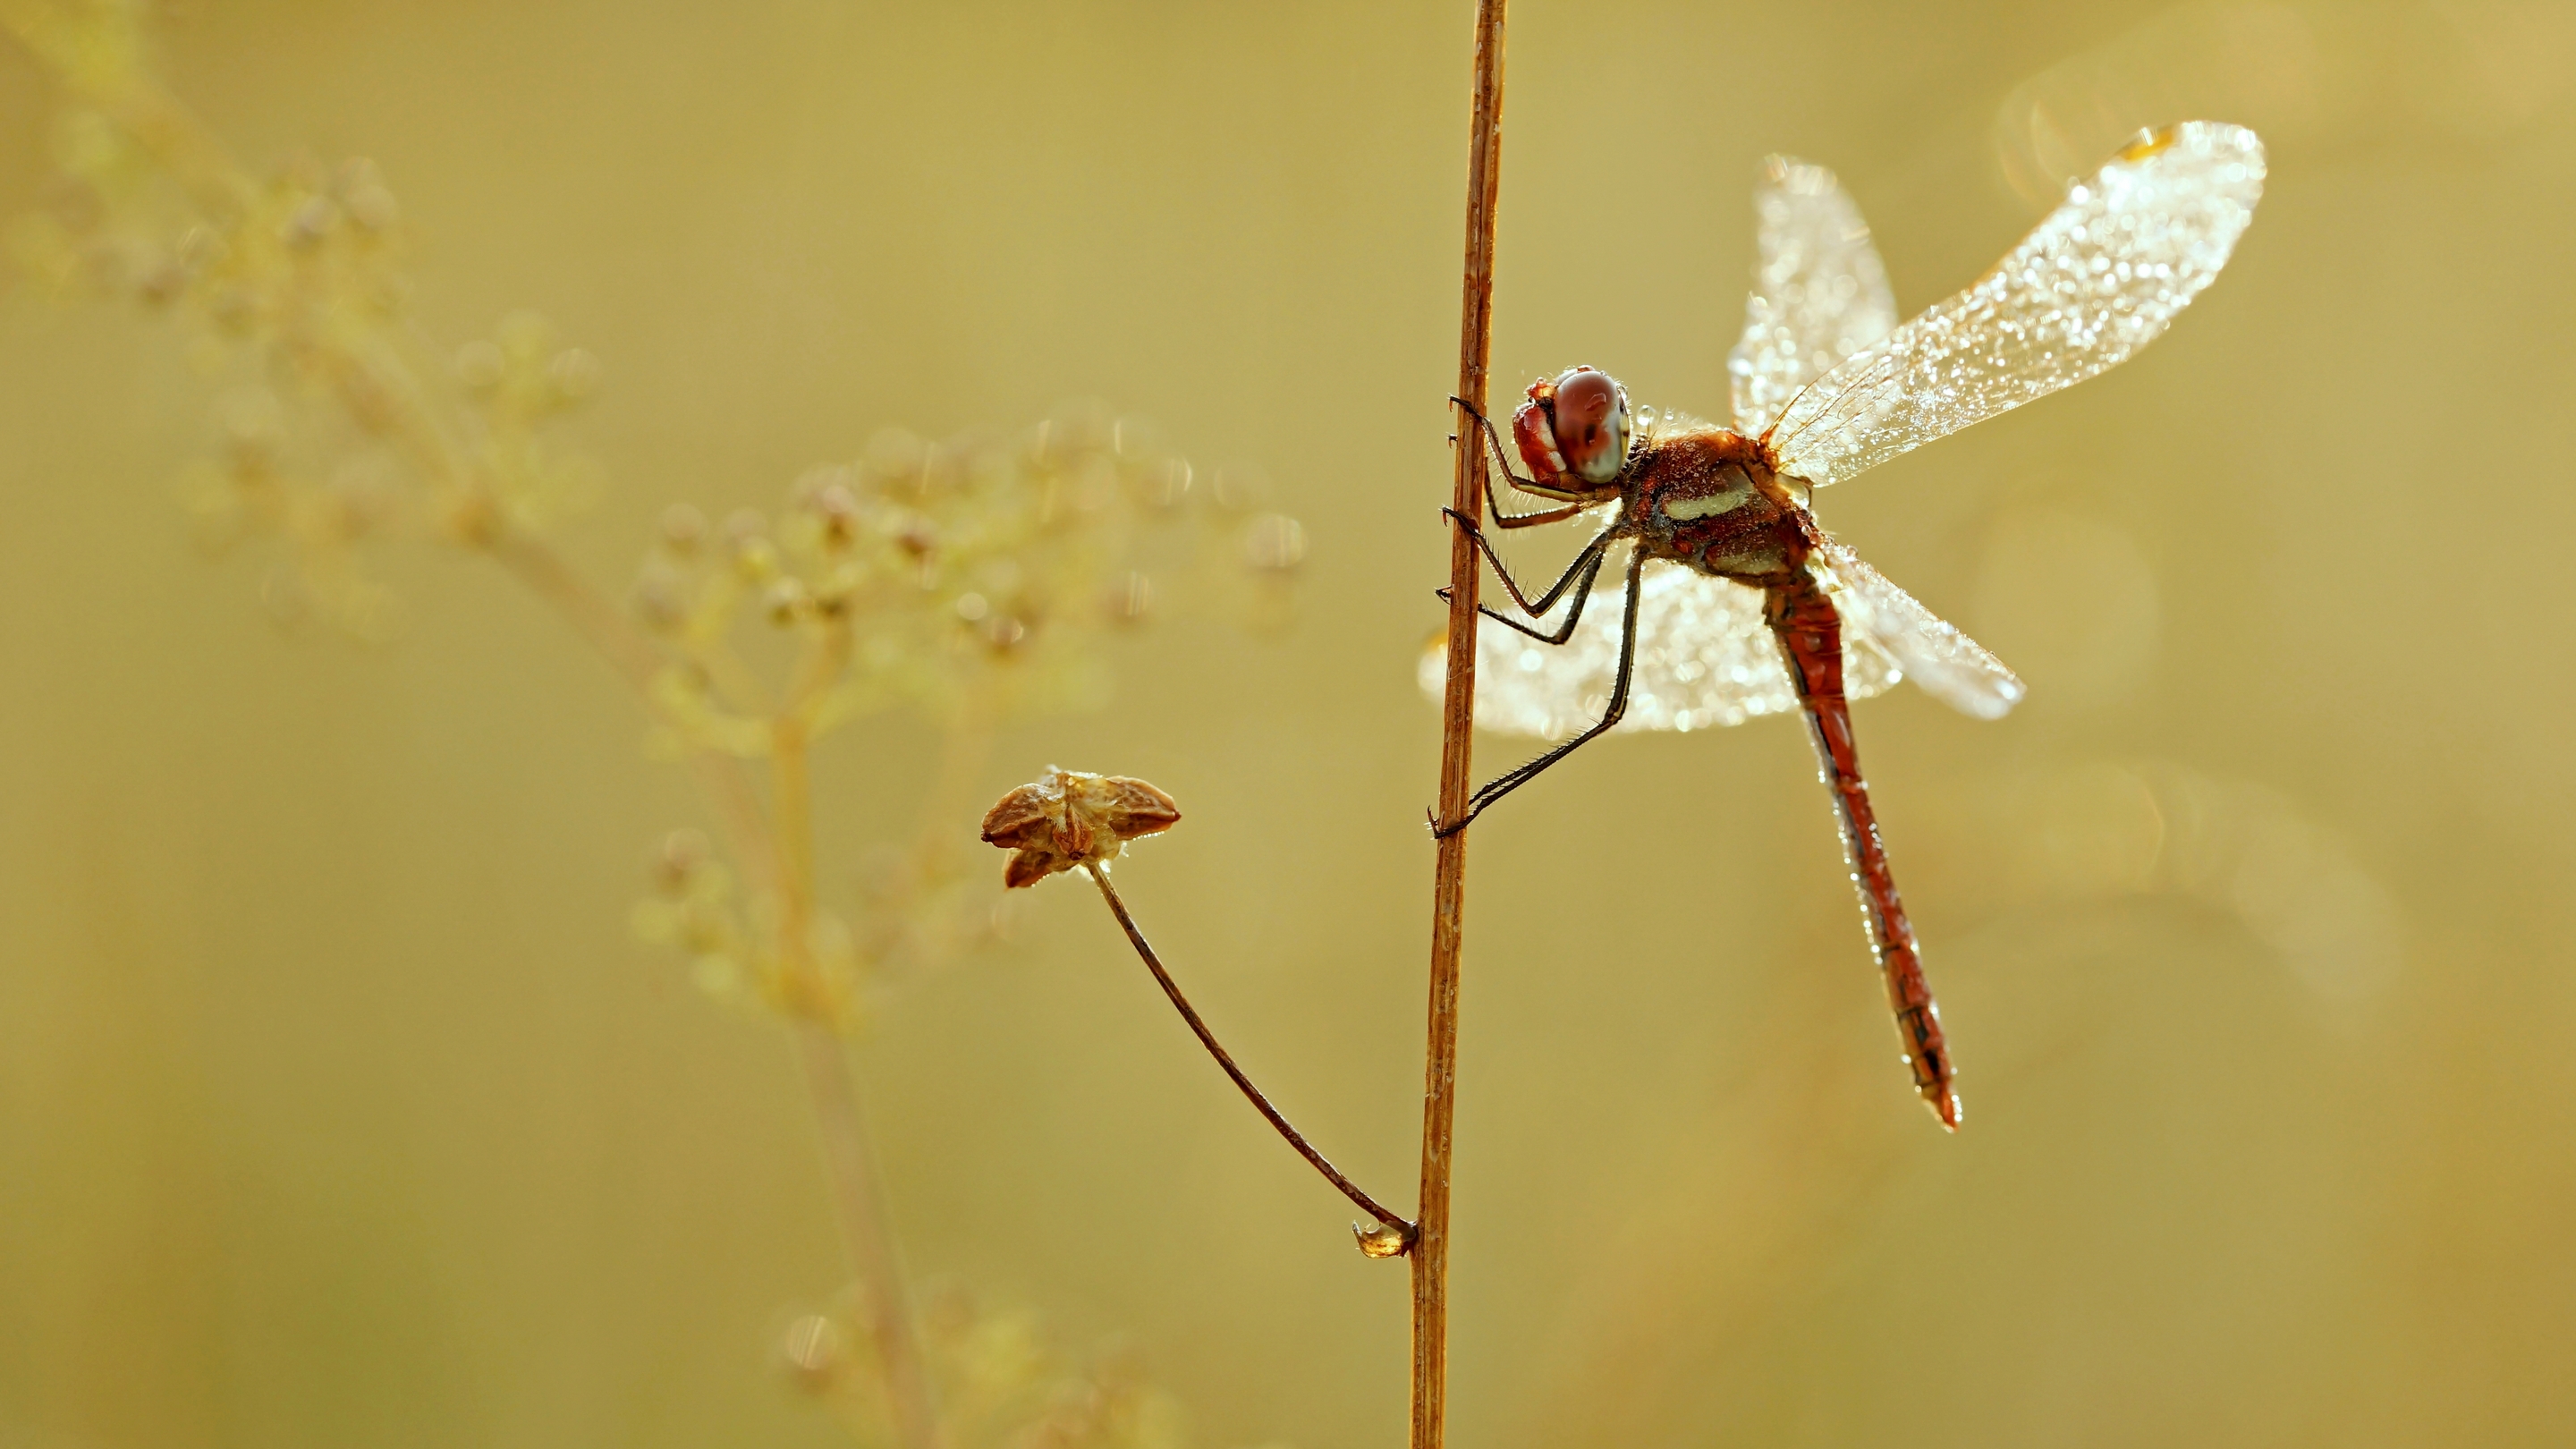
1765;574;1962;1129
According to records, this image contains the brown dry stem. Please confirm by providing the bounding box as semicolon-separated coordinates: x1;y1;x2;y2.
1080;863;1414;1241
1419;3;1508;1446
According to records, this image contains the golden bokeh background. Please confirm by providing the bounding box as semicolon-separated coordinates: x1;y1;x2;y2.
4;2;2574;1445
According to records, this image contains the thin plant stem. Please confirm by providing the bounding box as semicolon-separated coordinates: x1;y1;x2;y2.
0;0;251;217
772;630;944;1449
1081;863;1413;1237
1420;4;1507;1446
792;1019;945;1449
508;533;943;1449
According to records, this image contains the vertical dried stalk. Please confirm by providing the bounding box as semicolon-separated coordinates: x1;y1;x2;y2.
1418;4;1506;1446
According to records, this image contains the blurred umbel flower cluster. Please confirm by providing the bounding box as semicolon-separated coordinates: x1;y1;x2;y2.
626;417;1296;1023
3;1;1302;998
785;1283;1219;1449
2;4;1300;1445
633;416;1299;745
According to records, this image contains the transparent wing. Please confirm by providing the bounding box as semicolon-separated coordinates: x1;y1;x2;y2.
1768;121;2265;487
1816;538;2024;720
1728;156;1898;437
1418;557;1900;741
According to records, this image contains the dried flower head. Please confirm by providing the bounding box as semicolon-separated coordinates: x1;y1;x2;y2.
980;767;1180;888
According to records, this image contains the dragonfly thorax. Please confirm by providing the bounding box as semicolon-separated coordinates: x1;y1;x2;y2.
1511;367;1631;492
1626;426;1814;584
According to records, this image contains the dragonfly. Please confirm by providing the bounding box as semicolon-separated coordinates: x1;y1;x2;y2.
1426;122;2266;1127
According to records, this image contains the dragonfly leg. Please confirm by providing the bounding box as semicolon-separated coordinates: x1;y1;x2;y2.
1440;512;1614;618
1450;395;1596;526
1766;575;1961;1130
1431;552;1645;838
1441;539;1608;646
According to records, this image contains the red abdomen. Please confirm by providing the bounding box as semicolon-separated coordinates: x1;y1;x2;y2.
1766;575;1961;1128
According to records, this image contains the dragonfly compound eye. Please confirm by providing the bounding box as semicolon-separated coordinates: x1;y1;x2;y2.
1549;366;1630;484
1509;374;1567;485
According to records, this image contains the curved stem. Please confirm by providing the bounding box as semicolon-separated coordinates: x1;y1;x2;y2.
1082;864;1413;1238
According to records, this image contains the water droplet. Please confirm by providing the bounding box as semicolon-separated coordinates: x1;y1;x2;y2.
1243;513;1306;572
1353;1222;1411;1258
780;1314;843;1389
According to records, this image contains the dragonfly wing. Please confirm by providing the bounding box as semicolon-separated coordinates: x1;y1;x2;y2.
1768;121;2265;487
1419;560;1899;741
1728;156;1899;437
1816;538;2025;720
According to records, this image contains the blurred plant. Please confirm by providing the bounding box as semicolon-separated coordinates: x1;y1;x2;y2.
784;1283;1214;1449
0;4;1302;1447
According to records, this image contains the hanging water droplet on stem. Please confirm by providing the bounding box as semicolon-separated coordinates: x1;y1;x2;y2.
1353;1222;1411;1258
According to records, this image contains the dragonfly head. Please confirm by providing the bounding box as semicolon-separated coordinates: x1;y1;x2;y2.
1512;367;1631;493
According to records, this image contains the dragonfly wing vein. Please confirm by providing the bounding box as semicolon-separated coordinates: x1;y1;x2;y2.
1818;539;2025;720
1424;564;1900;740
1769;120;2265;487
1728;155;1899;438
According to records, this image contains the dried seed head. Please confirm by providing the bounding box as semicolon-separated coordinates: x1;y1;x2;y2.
810;563;860;617
979;767;1181;888
893;515;937;559
135;256;188;305
1102;570;1152;623
725;511;778;579
809;482;860;545
631;566;686;632
280;195;337;247
658;503;707;555
763;576;809;625
653;828;709;894
981;614;1028;653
